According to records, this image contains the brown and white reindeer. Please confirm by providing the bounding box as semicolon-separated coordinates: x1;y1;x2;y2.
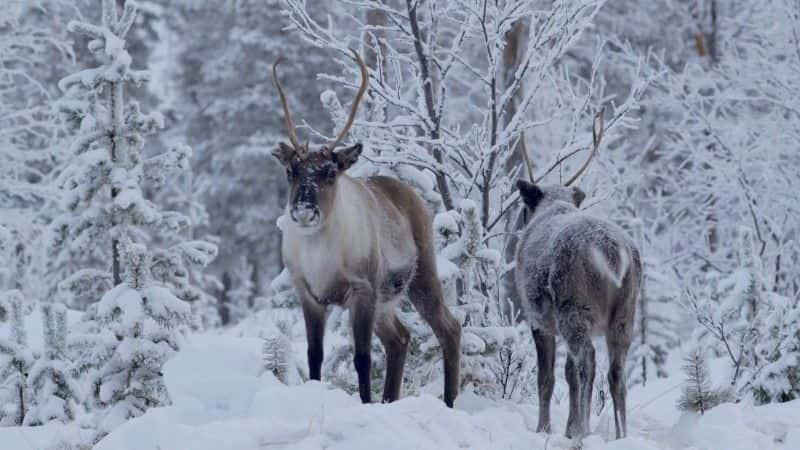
515;115;642;441
270;50;462;407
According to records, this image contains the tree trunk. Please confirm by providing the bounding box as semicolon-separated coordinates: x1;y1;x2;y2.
250;254;261;305
17;383;24;425
364;7;389;146
501;19;528;175
499;18;529;319
406;0;454;211
219;272;232;325
364;8;388;82
109;82;124;286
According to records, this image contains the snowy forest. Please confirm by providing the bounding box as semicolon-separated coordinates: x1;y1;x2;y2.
1;0;799;449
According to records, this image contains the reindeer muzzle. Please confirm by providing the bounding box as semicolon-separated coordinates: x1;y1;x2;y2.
290;203;320;227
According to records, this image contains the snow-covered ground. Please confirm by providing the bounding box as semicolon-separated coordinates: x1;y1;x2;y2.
3;330;798;450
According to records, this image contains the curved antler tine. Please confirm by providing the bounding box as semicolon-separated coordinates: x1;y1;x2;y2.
272;58;303;153
519;131;535;183
564;110;605;187
326;48;369;155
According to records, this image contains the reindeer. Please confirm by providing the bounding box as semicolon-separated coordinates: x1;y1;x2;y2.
514;115;641;441
270;50;461;407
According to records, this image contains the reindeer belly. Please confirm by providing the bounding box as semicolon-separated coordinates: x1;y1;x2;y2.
375;208;417;303
378;263;415;301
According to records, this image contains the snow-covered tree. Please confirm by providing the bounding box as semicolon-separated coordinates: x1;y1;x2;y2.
72;241;189;435
153;173;221;330
660;0;800;314
626;217;681;385
283;0;646;400
0;1;76;301
263;328;292;384
0;290;35;426
153;0;341;318
25;303;80;425
224;257;257;325
677;349;728;415
745;294;800;404
687;225;800;403
49;0;215;312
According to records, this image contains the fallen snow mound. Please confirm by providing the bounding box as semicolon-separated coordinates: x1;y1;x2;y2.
3;332;800;449
97;334;800;450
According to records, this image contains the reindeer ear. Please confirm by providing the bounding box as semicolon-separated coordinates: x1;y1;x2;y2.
572;187;586;207
333;143;362;171
271;142;295;166
516;180;544;211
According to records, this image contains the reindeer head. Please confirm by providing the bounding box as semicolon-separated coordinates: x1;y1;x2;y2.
271;49;369;229
517;112;603;215
517;180;585;214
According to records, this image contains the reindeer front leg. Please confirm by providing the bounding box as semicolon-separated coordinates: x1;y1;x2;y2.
298;286;327;381
348;282;376;404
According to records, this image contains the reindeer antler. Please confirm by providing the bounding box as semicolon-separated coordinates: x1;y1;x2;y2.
272;57;303;153
325;48;369;155
519;132;535;182
564;111;604;186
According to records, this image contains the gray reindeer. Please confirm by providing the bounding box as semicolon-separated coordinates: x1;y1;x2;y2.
270;51;461;407
515;117;641;441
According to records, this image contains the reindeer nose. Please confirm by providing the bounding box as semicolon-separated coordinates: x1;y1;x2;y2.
291;204;319;227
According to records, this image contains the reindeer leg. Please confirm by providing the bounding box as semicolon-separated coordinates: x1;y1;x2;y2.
349;283;376;404
408;271;461;408
582;344;596;435
562;307;595;440
607;329;631;439
300;296;326;381
532;328;556;433
375;312;410;403
565;354;581;439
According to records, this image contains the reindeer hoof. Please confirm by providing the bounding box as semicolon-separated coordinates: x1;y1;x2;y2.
569;435;585;450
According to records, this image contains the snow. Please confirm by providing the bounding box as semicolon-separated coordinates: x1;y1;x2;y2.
3;331;796;450
436;254;460;280
0;307;82;354
4;0;800;447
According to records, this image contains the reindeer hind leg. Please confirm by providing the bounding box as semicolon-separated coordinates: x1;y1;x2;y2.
559;304;596;440
607;322;632;439
375;311;410;403
533;328;556;433
408;268;461;407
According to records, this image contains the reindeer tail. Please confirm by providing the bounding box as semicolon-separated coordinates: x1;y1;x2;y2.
590;246;630;289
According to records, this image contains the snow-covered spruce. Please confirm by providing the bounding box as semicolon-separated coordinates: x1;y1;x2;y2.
71;242;189;435
0;291;35;426
262;328;292;384
677;349;728;415
745;291;800;403
156;1;343;326
689;227;800;403
49;0;216;318
24;303;80;425
0;2;75;306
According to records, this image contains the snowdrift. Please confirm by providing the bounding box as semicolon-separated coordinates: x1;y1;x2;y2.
2;332;799;450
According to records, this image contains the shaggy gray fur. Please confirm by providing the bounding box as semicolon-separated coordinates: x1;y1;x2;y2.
515;181;641;440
